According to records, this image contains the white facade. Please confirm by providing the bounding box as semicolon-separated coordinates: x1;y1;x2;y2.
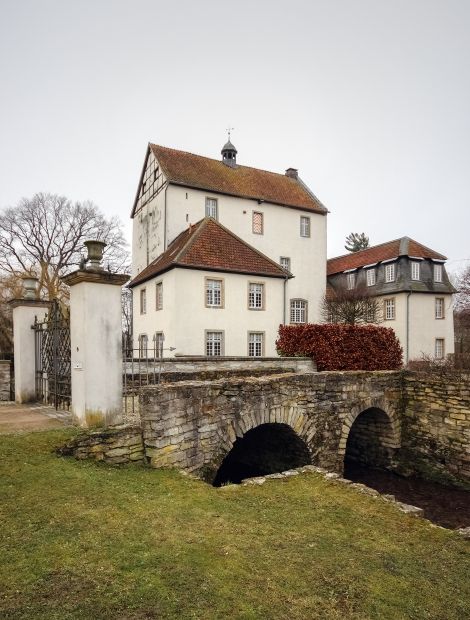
380;292;455;361
132;268;285;357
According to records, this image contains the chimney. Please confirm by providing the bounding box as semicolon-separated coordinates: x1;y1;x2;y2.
285;168;298;179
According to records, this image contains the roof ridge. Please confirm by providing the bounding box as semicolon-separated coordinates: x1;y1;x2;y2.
150;142;305;181
195;217;290;276
173;219;206;262
328;238;403;262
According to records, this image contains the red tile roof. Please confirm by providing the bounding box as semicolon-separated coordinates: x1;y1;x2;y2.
131;144;327;216
327;237;447;276
128;218;291;287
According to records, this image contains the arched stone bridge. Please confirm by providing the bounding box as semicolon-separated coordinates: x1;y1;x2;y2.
141;370;404;481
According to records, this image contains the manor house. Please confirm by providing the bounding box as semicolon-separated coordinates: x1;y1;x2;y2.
129;140;327;356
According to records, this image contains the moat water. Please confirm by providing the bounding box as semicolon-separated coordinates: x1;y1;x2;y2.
344;461;470;529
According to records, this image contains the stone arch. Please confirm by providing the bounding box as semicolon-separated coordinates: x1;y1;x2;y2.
211;404;316;485
339;402;401;472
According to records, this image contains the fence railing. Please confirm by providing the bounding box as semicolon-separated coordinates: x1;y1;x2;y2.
122;348;170;420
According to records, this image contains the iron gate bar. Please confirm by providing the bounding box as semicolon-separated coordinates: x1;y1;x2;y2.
33;299;71;410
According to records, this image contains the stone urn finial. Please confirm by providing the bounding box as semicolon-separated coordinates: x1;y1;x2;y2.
84;240;107;270
21;274;38;300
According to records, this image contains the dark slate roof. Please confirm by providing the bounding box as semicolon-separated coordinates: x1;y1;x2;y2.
128;217;291;288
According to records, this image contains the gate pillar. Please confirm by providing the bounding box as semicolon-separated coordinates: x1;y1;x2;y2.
9;278;49;403
62;265;129;428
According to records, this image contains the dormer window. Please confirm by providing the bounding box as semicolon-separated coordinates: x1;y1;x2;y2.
346;272;356;290
385;263;396;283
411;261;420;281
366;269;376;286
434;264;443;282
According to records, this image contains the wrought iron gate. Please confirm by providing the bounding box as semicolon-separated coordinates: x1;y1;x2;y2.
33;300;71;410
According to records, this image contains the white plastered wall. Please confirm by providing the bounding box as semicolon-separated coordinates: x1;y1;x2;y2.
379;292;454;361
164;185;326;323
132;268;285;357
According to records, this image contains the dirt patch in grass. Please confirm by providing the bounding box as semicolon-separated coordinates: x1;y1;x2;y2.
1;429;469;620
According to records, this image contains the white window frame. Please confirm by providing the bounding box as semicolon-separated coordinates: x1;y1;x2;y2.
366;268;376;287
280;256;291;272
154;332;164;358
434;263;443;283
205;197;218;220
248;332;264;357
435;297;444;319
300;216;310;238
248;282;264;310
346;272;356;290
206;331;224;357
252;211;264;234
435;338;445;359
140;288;147;314
155;281;163;311
205;278;223;308
411;261;420;281
138;334;148;358
384;298;395;320
290;299;308;324
385;263;396;283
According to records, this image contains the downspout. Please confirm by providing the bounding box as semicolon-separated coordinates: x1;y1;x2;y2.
283;275;288;324
163;183;169;251
406;290;412;364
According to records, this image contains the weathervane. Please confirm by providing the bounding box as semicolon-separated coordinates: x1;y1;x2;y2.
226;126;234;141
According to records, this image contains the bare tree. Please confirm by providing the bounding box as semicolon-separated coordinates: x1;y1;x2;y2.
454;265;470;366
0;193;129;300
0;274;22;357
322;282;381;325
345;232;370;253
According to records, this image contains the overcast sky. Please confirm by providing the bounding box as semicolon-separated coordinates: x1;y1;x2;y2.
1;0;469;273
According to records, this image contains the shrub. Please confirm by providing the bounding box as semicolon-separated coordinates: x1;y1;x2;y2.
276;324;403;371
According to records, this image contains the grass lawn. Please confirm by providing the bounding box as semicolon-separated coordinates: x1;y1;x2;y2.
1;429;469;620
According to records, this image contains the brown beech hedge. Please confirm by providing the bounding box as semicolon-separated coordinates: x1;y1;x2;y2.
276;324;403;371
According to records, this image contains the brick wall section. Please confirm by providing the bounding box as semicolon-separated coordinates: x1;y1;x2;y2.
0;361;11;401
58;426;144;464
402;372;470;482
140;371;403;480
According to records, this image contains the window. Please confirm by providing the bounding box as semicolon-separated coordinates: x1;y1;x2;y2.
435;338;445;359
435;298;444;319
138;334;148;358
248;282;264;310
206;331;223;356
366;268;376;287
140;288;147;314
280;257;291;271
205;278;223;307
154;332;164;357
346;272;356;290
385;263;396;283
300;216;310;238
290;299;308;324
434;264;443;283
252;211;264;234
411;261;420;281
205;197;218;219
156;282;163;310
248;332;264;357
384;298;395;320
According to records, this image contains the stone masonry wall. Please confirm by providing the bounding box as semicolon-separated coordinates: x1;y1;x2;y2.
402;371;470;484
0;361;11;401
140;371;403;480
58;425;144;464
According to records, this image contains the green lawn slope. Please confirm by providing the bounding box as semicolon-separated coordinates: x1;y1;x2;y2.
1;429;469;620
